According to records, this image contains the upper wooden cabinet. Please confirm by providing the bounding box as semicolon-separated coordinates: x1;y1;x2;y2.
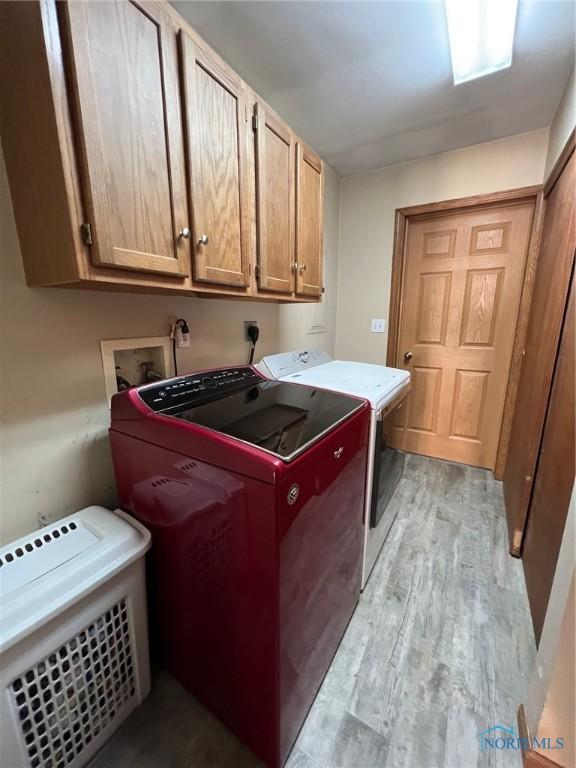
295;143;323;297
61;0;190;277
254;106;324;299
180;32;250;288
254;102;295;294
0;0;323;303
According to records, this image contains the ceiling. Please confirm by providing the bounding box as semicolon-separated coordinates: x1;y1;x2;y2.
172;1;575;175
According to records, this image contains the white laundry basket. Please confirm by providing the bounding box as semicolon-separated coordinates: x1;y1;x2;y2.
0;506;151;768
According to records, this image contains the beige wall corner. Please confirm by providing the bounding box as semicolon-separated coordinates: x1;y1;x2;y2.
277;164;340;355
545;67;576;180
334;128;549;364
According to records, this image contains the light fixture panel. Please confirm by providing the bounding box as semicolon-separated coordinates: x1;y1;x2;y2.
445;0;519;85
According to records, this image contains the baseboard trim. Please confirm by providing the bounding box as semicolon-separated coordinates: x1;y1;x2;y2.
518;705;564;768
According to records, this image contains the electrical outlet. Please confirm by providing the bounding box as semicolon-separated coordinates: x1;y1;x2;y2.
371;318;386;333
175;326;190;348
244;320;258;341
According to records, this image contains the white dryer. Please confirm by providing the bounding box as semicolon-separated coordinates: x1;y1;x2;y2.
258;350;410;588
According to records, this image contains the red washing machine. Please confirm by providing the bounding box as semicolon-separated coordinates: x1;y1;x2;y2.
109;366;369;767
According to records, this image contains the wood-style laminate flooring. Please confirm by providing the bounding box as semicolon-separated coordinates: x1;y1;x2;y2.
90;455;535;768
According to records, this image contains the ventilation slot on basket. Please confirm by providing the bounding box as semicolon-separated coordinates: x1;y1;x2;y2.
176;460;198;476
150;477;171;488
0;520;99;597
0;522;80;568
10;599;136;768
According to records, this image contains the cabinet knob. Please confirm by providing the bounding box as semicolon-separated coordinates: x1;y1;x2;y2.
291;262;298;273
299;264;307;274
334;446;344;459
404;351;413;362
197;234;209;246
179;227;191;239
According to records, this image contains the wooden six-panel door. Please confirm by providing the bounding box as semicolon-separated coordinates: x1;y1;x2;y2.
295;143;323;297
254;103;295;293
62;0;190;277
390;202;534;468
180;32;250;287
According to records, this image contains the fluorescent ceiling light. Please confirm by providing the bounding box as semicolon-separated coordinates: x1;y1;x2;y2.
445;0;519;85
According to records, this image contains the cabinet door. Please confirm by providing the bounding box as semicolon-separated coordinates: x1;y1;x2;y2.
62;1;189;277
295;142;323;297
254;103;295;293
180;33;250;287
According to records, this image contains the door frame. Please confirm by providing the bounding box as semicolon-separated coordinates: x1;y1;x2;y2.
387;185;544;477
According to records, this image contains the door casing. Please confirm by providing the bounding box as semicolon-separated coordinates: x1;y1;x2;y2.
387;186;544;479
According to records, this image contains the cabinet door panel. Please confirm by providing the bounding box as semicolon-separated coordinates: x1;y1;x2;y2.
180;33;250;287
255;103;295;293
295;143;323;297
62;0;189;277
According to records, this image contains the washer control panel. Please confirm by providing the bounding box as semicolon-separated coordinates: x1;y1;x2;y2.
259;349;332;379
138;367;263;411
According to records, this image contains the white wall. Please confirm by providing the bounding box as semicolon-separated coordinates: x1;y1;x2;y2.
335;128;550;364
536;574;575;767
525;486;575;764
277;164;339;355
544;67;575;179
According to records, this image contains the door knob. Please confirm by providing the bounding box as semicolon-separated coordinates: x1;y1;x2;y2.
404;351;413;361
197;234;209;245
178;227;191;239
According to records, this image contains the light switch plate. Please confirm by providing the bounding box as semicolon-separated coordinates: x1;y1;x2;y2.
371;318;386;333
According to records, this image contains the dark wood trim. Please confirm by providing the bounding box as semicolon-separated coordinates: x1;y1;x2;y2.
396;185;542;219
504;149;576;556
386;211;408;366
543;127;576;198
494;189;545;479
387;186;544;475
518;706;563;768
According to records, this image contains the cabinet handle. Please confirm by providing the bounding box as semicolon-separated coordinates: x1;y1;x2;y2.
197;234;209;246
334;446;344;459
179;227;191;239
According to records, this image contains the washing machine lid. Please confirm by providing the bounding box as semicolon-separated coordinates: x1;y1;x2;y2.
260;355;410;410
137;367;365;462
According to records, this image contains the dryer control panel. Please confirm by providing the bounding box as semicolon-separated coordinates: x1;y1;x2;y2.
138;367;263;412
258;349;333;379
